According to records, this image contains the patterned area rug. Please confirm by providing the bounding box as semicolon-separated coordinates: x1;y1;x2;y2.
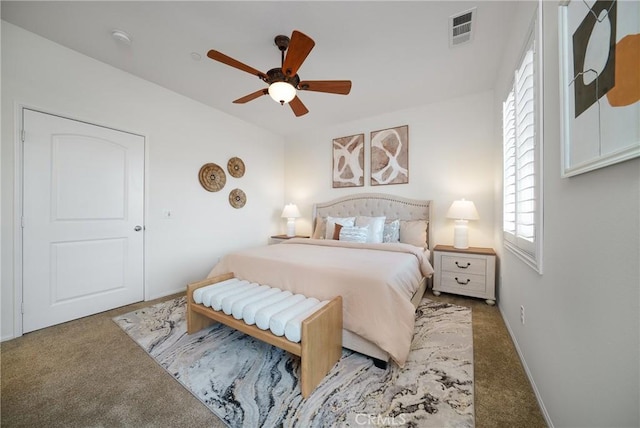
113;297;474;427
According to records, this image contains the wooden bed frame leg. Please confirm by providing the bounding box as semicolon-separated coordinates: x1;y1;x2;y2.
300;296;343;398
373;358;388;370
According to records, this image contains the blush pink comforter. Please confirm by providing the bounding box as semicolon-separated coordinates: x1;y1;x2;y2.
207;238;434;366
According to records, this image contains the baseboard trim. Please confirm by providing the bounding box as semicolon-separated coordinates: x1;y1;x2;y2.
147;287;185;302
498;303;554;428
1;334;16;342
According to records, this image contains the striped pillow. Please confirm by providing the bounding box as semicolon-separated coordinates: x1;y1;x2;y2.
339;225;369;243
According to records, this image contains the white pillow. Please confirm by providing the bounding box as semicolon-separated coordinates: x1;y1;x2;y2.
325;216;356;240
339;225;369;243
355;216;386;243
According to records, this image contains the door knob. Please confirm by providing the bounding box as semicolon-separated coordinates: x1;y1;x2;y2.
134;225;142;231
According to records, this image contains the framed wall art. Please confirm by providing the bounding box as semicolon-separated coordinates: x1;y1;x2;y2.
332;133;364;188
559;0;639;177
370;125;409;186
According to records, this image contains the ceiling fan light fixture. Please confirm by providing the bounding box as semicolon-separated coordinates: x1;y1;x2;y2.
268;81;296;105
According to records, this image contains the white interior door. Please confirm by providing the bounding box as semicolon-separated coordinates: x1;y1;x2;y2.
22;109;144;333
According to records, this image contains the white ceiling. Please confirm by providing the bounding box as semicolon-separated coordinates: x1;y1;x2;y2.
1;1;517;137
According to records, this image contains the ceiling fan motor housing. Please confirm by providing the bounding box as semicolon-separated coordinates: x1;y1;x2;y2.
265;68;300;87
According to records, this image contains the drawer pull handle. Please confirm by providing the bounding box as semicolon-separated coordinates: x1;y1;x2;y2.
455;261;471;269
455;277;471;285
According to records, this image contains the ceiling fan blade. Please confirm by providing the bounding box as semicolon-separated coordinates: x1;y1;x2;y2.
298;80;352;95
207;50;267;80
282;31;315;77
233;89;268;104
289;96;309;117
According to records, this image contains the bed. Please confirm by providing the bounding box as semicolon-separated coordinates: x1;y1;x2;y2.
207;193;433;367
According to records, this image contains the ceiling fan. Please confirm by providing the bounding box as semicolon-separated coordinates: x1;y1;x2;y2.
207;30;352;117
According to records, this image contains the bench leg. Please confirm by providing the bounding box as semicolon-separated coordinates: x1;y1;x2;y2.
186;273;234;334
187;306;216;334
300;296;343;398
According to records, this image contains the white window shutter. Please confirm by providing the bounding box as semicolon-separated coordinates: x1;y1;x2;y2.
502;20;542;271
503;92;517;242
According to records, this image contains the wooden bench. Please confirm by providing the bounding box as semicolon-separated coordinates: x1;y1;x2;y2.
186;272;343;398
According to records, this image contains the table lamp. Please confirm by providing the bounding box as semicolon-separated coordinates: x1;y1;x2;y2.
446;199;479;249
281;203;301;237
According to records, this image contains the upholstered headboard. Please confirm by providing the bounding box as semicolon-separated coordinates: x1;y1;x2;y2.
312;193;432;247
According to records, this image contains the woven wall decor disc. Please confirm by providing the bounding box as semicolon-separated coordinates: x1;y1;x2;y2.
229;188;247;209
198;163;226;192
227;157;246;178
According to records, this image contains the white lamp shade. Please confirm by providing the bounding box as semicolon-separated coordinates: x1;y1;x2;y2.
446;199;479;220
268;82;296;104
281;203;301;219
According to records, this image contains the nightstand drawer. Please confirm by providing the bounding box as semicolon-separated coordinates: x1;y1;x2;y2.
440;272;486;293
441;255;486;276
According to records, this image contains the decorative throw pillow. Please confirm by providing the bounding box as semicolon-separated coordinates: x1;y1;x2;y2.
355;216;386;243
339;225;369;243
400;220;429;248
383;219;401;243
332;223;343;240
325;216;356;240
312;216;327;239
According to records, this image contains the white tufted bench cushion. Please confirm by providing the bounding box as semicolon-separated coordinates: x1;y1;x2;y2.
193;277;330;343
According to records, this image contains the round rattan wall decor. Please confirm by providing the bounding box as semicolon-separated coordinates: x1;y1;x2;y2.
228;188;246;209
227;157;246;178
198;163;226;192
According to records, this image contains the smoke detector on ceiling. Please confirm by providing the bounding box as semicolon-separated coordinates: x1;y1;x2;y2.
111;29;132;46
449;7;476;47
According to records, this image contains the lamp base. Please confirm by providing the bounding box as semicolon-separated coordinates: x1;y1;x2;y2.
286;218;296;237
453;219;469;249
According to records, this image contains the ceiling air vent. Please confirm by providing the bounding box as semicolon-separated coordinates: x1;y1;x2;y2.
449;7;476;47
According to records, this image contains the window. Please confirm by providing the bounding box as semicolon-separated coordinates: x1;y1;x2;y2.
502;13;543;273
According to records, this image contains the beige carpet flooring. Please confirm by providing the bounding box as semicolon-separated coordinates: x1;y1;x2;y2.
1;292;547;427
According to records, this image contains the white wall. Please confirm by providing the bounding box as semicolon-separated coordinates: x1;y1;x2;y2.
495;3;640;427
283;90;497;249
1;22;285;340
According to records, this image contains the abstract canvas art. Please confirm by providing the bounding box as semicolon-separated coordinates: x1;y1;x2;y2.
370;125;409;186
559;0;640;177
332;133;364;188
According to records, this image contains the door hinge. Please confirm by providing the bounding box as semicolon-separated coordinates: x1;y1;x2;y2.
21;129;25;142
21;216;25;228
21;302;24;314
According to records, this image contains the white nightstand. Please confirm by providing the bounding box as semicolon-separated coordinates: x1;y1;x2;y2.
269;234;310;244
432;244;496;305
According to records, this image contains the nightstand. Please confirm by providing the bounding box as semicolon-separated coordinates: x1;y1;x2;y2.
432;244;496;305
269;234;310;244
